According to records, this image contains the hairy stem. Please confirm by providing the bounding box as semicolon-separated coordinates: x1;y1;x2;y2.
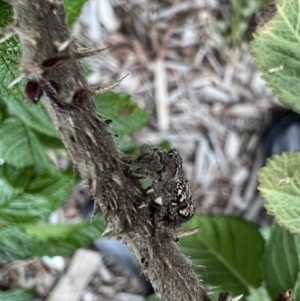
10;1;210;300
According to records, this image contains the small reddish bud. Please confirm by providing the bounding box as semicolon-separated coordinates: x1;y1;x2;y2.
25;81;42;104
72;88;89;108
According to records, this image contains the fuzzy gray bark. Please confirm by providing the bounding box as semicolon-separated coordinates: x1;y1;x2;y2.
10;1;211;300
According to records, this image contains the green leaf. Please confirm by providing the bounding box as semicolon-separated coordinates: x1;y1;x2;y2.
64;0;87;25
0;118;54;168
251;0;300;113
24;217;104;257
0;289;33;301
0;3;57;138
146;295;160;301
95;92;149;137
262;225;300;300
158;140;172;151
0;97;8;123
258;152;300;234
294;273;300;301
114;135;139;154
180;215;264;297
0;164;75;224
34;131;64;149
0;218;104;260
0;226;38;260
246;286;271;301
24;222;87;240
0;3;20;97
3;95;58;138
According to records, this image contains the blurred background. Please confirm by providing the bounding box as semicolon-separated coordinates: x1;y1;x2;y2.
2;0;300;300
73;0;277;223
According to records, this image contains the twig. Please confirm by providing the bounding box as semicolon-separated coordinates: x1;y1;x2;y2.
154;59;169;131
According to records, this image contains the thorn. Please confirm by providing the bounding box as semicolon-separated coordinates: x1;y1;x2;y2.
111;196;118;210
91;178;97;196
13;27;38;45
0;30;16;44
84;129;97;146
92;111;107;126
47;0;63;6
147;242;154;261
164;257;173;270
92;73;129;94
232;295;243;301
207;285;220;295
131;205;137;214
112;173;123;187
154;196;163;205
102;224;113;236
143;224;151;236
74;46;111;59
7;73;26;89
90;200;100;223
174;226;201;239
146;188;154;194
207;285;219;290
146;220;154;228
194;264;206;269
135;187;143;196
126;214;132;226
0;25;38;45
54;36;75;52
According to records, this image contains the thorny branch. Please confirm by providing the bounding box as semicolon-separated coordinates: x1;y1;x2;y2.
6;2;297;301
8;1;213;300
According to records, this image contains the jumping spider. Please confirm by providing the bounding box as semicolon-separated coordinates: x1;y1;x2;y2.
128;146;195;229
